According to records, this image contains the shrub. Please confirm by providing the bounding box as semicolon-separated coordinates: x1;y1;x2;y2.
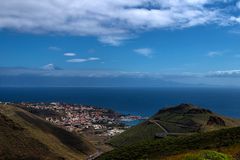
183;150;232;160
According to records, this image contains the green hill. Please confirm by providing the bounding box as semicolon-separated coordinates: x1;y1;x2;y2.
0;104;96;160
109;104;240;147
182;150;233;160
97;126;240;160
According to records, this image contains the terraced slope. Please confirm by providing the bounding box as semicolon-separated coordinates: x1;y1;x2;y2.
98;126;240;160
109;104;240;147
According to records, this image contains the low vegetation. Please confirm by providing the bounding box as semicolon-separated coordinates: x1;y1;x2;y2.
1;103;240;160
0;104;96;160
183;151;233;160
109;104;240;147
98;126;240;160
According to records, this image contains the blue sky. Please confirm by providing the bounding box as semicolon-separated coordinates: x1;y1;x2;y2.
1;0;240;87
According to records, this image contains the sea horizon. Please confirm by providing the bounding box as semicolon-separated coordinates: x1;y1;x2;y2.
1;86;240;118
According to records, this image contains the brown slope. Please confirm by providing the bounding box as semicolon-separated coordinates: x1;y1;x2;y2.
0;104;96;160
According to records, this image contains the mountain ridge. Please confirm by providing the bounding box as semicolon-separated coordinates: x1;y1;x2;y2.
109;103;240;147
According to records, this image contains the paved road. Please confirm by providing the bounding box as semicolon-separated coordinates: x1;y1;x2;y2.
87;150;102;160
149;119;194;136
149;119;168;133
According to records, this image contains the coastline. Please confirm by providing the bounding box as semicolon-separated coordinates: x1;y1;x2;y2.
1;87;240;118
1;101;145;135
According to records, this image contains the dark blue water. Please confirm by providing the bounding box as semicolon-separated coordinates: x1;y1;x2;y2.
1;87;240;118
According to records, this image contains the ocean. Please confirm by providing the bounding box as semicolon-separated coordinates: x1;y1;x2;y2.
0;87;240;118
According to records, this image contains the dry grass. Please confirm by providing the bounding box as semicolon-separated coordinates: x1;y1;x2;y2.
0;104;96;160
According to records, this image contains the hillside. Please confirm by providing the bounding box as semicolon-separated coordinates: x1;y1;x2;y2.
0;104;96;160
109;104;240;147
97;126;240;160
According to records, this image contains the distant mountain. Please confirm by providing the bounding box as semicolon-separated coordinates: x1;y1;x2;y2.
0;75;187;87
41;64;63;71
0;104;96;160
109;104;240;147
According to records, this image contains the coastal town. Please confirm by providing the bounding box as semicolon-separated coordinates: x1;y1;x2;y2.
8;102;146;138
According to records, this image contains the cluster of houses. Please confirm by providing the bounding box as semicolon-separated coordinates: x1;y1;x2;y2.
19;102;126;137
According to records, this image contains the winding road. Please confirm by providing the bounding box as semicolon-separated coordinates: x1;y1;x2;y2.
149;119;194;136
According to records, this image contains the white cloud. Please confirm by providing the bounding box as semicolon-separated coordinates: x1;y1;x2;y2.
3;66;240;86
64;53;76;57
67;57;100;63
237;1;240;9
134;48;153;57
207;51;223;57
0;0;235;45
230;16;240;23
88;57;100;61
67;59;87;63
208;70;240;77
